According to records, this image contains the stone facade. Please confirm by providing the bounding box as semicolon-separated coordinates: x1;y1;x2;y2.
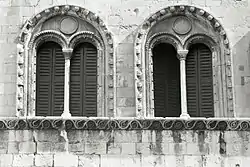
0;0;250;166
0;0;250;117
0;118;248;166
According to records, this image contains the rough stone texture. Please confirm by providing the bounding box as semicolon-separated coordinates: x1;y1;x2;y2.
0;0;249;117
0;129;249;166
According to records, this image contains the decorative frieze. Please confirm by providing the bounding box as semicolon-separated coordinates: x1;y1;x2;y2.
0;118;249;131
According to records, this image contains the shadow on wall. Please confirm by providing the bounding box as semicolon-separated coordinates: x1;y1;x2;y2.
233;31;250;117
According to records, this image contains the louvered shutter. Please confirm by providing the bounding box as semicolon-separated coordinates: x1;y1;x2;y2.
186;44;214;117
36;45;52;116
36;42;64;116
52;47;65;116
153;44;181;117
70;43;97;117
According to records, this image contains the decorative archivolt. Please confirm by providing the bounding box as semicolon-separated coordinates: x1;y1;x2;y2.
16;5;115;117
134;5;234;117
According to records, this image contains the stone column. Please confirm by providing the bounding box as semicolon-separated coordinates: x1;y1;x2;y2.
62;48;73;117
177;50;190;119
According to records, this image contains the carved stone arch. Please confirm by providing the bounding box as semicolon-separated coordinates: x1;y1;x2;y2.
183;33;218;51
68;31;103;49
134;5;234;118
17;5;115;117
30;30;68;50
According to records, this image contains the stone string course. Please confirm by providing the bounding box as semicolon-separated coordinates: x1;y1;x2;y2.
0;117;249;131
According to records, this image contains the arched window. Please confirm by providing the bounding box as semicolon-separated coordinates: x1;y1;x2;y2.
153;43;181;117
70;43;98;116
186;44;214;117
135;5;234;118
36;42;65;116
16;5;114;117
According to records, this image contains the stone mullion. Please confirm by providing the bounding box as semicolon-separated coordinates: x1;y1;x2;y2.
177;50;190;119
62;48;73;117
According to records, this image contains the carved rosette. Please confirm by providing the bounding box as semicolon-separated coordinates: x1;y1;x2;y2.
17;5;115;117
134;5;234;117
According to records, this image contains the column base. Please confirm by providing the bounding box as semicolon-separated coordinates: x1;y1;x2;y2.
180;113;190;119
61;111;71;118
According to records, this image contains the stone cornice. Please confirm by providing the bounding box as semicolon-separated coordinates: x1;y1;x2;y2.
0;117;249;131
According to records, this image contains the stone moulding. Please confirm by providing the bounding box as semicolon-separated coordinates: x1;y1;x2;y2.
17;5;115;117
0;117;250;131
134;5;234;117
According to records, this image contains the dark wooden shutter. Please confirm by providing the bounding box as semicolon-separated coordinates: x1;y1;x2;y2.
70;43;97;116
153;43;181;117
36;42;64;116
186;44;214;117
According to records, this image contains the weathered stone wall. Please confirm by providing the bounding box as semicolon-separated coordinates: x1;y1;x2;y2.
0;128;249;166
1;1;250;116
0;0;250;117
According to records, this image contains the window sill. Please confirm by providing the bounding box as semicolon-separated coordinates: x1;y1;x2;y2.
0;117;248;131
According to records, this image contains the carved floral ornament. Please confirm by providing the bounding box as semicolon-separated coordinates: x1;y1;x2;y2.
16;5;115;117
134;5;234;117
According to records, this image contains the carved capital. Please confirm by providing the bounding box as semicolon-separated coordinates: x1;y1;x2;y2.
177;50;189;60
62;48;73;59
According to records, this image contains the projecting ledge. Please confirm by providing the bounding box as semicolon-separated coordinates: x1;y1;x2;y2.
0;116;249;131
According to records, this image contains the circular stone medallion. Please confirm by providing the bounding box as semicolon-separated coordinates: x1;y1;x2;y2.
172;17;192;35
60;17;79;35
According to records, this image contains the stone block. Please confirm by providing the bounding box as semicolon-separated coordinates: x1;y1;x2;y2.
0;154;13;166
33;130;60;142
202;155;222;167
69;142;85;153
141;155;165;167
18;142;36;153
35;154;53;167
13;154;34;167
37;142;52;153
78;155;100;167
120;155;141;167
116;72;134;88
117;107;136;117
52;142;67;152
7;142;18;153
101;155;120;167
67;130;86;143
54;153;78;167
117;97;135;107
184;155;202;167
0;130;9;141
85;130;111;143
136;143;151;155
165;155;177;167
107;142;121;154
186;143;209;155
168;143;186;155
226;143;242;156
0;142;8;153
121;143;136;155
206;0;222;7
8;130;33;142
114;130;138;143
117;87;134;98
85;142;106;155
161;131;174;143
